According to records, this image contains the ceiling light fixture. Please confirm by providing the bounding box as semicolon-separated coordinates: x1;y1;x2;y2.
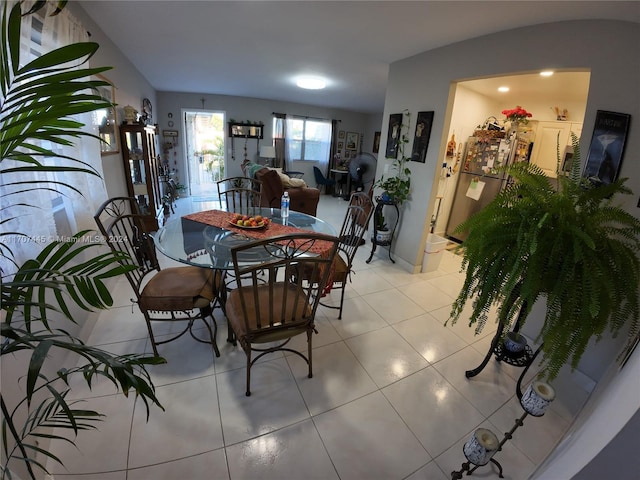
296;76;326;90
498;86;510;92
540;70;554;77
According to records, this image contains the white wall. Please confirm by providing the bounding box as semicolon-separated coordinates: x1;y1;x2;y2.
156;92;376;184
433;84;499;236
382;19;640;479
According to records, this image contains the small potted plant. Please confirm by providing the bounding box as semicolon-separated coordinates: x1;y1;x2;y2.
374;209;391;243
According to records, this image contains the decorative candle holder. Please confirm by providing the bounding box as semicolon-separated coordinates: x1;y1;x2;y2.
520;381;556;417
463;428;500;465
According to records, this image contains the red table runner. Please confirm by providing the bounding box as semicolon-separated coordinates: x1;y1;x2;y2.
184;210;337;293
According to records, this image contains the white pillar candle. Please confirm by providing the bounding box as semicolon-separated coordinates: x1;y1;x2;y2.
521;381;556;416
463;428;500;465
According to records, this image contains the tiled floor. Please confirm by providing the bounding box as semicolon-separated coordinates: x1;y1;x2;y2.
47;195;594;480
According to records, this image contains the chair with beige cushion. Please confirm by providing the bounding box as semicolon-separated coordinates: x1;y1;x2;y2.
94;197;223;357
312;192;373;319
225;232;339;396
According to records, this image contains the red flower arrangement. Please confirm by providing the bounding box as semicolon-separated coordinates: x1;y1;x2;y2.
502;105;533;124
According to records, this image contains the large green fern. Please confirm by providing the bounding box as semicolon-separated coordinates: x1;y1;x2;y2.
449;134;640;380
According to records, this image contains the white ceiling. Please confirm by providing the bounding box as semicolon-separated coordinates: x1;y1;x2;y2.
78;1;639;114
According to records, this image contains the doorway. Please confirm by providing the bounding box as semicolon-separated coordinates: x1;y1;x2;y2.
183;110;226;198
433;70;590;238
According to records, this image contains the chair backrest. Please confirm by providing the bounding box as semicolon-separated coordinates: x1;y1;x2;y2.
94;197;159;298
230;233;339;335
216;177;262;214
313;166;328;184
338;192;374;263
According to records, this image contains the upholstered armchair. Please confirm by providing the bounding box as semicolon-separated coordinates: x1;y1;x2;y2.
253;168;320;216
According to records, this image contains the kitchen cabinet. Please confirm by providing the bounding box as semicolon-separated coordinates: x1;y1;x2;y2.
528;121;582;177
120;124;163;231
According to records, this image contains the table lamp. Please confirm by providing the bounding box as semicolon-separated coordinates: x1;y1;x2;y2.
260;145;276;167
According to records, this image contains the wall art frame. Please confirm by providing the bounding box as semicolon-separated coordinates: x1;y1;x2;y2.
373;131;381;153
411;111;434;163
582;110;630;185
346;131;359;150
385;113;402;158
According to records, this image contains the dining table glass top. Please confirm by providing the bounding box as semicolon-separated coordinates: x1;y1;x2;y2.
153;207;338;270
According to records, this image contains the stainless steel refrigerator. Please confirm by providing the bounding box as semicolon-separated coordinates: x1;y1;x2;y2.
446;136;515;242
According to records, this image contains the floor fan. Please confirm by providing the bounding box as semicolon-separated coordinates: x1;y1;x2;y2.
348;152;377;197
345;152;377;245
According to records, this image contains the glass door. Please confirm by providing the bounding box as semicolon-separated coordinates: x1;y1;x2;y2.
183;110;226;199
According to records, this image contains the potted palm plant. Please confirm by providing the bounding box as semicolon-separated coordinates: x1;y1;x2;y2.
449;134;640;381
1;3;163;479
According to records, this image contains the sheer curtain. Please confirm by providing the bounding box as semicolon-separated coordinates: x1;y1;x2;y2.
1;2;106;274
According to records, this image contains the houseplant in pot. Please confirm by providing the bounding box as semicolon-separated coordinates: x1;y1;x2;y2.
374;209;391;243
1;3;164;479
449;134;639;381
374;110;412;205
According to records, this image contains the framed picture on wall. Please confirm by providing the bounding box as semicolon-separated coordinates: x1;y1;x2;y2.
385;113;402;158
346;132;359;150
338;141;344;149
582;110;630;185
338;130;345;139
93;74;119;155
373;131;381;153
411;111;434;163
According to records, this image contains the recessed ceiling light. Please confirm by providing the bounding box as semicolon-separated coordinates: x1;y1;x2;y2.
498;86;510;92
296;76;326;90
540;70;554;77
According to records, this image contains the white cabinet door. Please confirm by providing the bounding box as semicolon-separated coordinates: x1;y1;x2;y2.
529;121;581;177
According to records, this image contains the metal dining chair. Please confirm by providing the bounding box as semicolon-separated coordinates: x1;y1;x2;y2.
225;232;339;396
216;176;262;215
94;197;223;357
308;192;373;319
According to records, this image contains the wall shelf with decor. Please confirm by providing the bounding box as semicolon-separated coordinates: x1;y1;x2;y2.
228;122;264;139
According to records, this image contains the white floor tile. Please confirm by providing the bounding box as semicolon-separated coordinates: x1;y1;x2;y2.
127;449;229;480
288;341;378;416
345;326;429;388
216;357;310;445
46;394;135;475
226;419;338;480
394;313;468;364
128;377;224;468
361;287;426;324
382;366;486;458
313;391;431;480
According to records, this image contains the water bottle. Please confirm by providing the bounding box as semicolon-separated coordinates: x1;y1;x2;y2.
281;191;290;218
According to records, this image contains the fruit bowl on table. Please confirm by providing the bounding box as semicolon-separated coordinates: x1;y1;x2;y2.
229;213;270;229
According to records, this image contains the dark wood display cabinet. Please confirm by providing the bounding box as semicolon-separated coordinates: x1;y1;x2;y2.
120;124;164;232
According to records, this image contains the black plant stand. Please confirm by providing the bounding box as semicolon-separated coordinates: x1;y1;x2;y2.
367;196;399;264
465;301;545;408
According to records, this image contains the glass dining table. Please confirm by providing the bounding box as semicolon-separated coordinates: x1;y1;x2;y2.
153;207;337;271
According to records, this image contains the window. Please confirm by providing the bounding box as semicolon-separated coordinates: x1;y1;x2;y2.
284;117;332;162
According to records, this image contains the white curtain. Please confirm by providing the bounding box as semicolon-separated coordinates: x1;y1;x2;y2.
1;2;106;274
